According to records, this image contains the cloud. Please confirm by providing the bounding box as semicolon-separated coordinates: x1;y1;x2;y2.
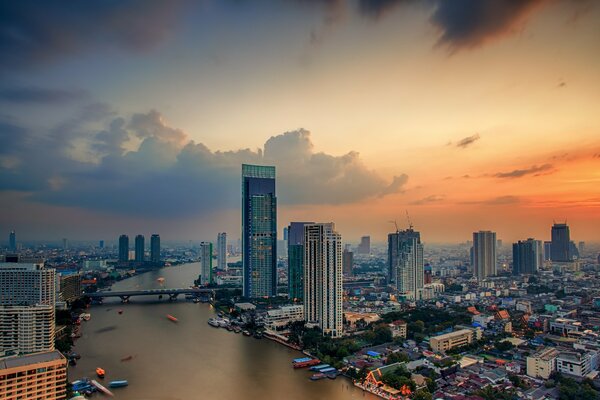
0;111;407;216
462;195;522;205
357;0;411;19
430;0;546;51
0;87;87;104
455;133;480;148
494;163;554;179
0;1;186;71
410;194;445;205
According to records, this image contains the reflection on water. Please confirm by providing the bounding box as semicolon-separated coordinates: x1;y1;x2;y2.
70;263;377;400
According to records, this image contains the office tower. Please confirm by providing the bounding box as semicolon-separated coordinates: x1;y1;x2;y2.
304;223;343;338
288;222;314;301
242;164;277;298
0;305;55;354
472;231;497;280
0;350;67;399
62;238;68;250
150;234;160;263
99;240;104;249
551;223;571;262
217;233;227;270
342;248;354;275
513;239;541;275
0;262;56;306
9;230;16;251
135;234;145;262
200;242;213;285
392;228;424;299
388;228;422;286
118;234;129;262
536;240;545;268
357;236;371;254
544;241;552;261
578;241;585;255
424;264;433;284
569;241;579;260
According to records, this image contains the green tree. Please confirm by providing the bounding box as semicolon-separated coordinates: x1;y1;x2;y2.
413;389;433;400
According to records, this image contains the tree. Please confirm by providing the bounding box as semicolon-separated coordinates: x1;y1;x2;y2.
386;352;409;365
495;340;514;352
373;324;393;345
413;389;433;400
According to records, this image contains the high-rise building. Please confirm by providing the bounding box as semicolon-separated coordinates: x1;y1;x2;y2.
283;227;289;241
118;234;129;262
200;242;213;285
99;240;104;249
357;236;370;254
578;241;585;256
217;233;227;270
0;350;67;399
391;228;424;299
0;305;55;355
288;222;313;301
150;234;160;263
304;223;343;338
551;223;571;262
242;164;277;298
135;234;145;262
513;239;541;275
61;238;68;250
424;264;433;284
0;262;56;306
342;248;354;275
58;273;82;303
569;241;579;260
8;230;16;251
472;231;497;280
544;241;552;261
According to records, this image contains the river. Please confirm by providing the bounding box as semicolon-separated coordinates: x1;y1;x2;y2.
70;262;378;400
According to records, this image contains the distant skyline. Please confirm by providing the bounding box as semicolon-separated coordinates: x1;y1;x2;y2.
1;1;599;242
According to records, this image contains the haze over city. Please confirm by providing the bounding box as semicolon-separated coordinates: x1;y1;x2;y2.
1;0;599;243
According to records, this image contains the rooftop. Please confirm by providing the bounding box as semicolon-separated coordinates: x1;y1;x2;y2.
0;350;65;370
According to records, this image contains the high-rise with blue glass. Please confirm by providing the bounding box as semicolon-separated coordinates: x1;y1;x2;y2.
242;164;277;298
287;222;314;301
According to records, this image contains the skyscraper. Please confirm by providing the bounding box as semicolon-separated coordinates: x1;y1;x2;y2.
391;228;424;299
200;242;213;285
99;240;104;249
0;262;56;306
217;233;227;270
135;234;145;262
9;230;16;251
513;239;541;275
357;236;370;254
342;248;354;276
242;164;277;298
150;234;160;263
287;222;313;301
118;234;129;262
551;223;571;262
472;231;497;280
304;223;343;338
62;238;68;250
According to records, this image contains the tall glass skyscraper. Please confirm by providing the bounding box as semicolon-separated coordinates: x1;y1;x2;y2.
388;228;423;299
512;238;541;275
473;231;497;280
135;234;145;262
118;234;129;263
9;230;16;251
287;222;313;301
200;241;213;285
242;164;277;298
217;232;227;271
551;223;571;262
150;234;160;263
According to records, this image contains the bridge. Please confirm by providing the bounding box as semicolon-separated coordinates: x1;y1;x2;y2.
86;288;216;302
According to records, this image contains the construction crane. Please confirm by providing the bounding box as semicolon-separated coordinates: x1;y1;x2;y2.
405;210;413;230
388;220;399;233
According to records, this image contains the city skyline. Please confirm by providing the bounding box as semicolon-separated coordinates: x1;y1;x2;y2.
0;2;599;243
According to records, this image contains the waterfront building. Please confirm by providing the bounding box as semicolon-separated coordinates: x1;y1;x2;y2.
150;234;160;263
200;242;213;285
288;222;313;301
58;272;82;303
8;230;15;251
512;238;542;275
342;248;353;276
357;236;370;254
430;329;476;353
217;232;227;270
265;305;304;331
118;234;129;262
551;223;571;262
527;348;558;379
0;262;55;306
0;305;55;355
135;234;145;262
472;231;497;280
304;223;343;338
388;228;423;299
242;164;277;298
0;350;67;400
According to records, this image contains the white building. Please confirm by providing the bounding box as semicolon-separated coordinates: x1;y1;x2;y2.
200;242;213;285
304;223;343;338
0;305;55;356
0;263;56;306
550;318;582;336
265;305;304;331
527;347;558;379
556;351;598;378
472;231;497;280
217;233;227;271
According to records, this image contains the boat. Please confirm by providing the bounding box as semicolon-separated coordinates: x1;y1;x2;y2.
108;380;129;388
68;352;81;360
234;326;242;333
193;298;200;303
292;358;321;369
207;318;219;327
69;358;77;366
120;355;133;362
118;309;123;314
254;332;263;339
96;367;105;378
167;314;178;322
326;373;338;380
310;364;330;371
243;330;251;336
91;379;114;397
157;277;165;283
226;325;233;331
318;367;337;374
80;313;91;321
310;373;326;381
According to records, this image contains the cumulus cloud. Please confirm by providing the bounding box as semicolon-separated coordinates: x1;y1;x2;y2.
494;163;554;178
455;133;480;148
0;87;87;104
0;1;186;71
0;111;407;216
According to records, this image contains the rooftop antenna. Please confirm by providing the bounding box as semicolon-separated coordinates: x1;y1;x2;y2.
406;210;413;230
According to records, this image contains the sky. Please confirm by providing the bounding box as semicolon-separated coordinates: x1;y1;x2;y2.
1;0;599;244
